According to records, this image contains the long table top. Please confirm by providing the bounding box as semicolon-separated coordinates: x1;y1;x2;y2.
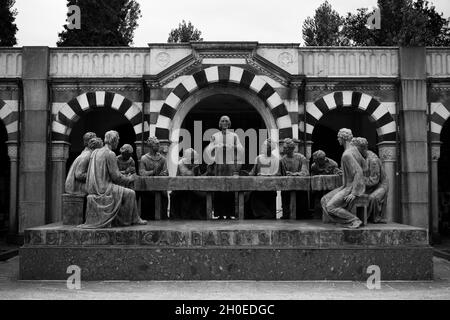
134;175;343;192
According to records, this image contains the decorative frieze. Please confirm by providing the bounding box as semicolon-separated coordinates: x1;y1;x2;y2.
298;48;399;78
0;49;22;77
426;48;450;77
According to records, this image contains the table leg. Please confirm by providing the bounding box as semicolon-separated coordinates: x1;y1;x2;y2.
206;192;213;220
290;191;296;220
238;192;245;220
155;192;161;220
234;192;239;218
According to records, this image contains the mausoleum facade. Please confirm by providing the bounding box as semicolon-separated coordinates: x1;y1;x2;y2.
0;43;449;241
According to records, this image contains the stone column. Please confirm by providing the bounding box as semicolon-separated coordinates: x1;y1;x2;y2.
399;47;429;229
6;141;18;236
430;141;441;239
49;142;70;223
18;47;49;232
378;141;398;223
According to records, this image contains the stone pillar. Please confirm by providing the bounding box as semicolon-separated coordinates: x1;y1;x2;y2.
430;141;441;239
399;47;429;229
378;141;398;223
49;142;70;223
6;141;18;236
18;47;50;232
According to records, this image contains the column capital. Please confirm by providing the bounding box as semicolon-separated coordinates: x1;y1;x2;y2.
377;141;397;161
51;141;71;161
6;141;19;161
431;141;442;161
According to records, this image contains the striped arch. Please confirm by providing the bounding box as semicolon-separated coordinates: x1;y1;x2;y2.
0;99;19;141
300;91;396;142
430;102;450;141
52;91;149;142
154;66;293;140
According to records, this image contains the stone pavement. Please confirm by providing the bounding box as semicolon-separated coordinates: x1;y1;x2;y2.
0;255;450;300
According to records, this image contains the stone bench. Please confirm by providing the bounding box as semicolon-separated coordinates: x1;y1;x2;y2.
62;193;85;225
351;194;369;226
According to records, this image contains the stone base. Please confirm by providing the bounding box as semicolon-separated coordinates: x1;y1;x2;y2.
19;221;433;281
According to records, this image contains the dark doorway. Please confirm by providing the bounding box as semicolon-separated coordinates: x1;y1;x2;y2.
438;120;450;235
311;107;379;164
67;109;137;173
181;94;267;173
0;122;9;232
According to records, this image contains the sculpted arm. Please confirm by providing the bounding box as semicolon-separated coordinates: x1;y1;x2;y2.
74;155;89;182
139;156;154;176
159;158;169;176
106;151;132;185
365;157;381;187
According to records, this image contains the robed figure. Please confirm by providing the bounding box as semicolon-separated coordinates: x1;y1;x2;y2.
280;138;309;219
204;116;244;219
139;137;169;220
170;148;206;220
79;131;146;228
248;139;284;219
321;129;365;229
65;132;97;195
352;138;389;223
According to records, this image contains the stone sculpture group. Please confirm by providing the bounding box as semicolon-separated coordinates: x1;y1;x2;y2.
65;116;388;229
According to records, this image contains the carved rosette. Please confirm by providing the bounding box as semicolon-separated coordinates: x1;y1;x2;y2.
278;52;294;68
377;142;397;162
51;142;70;161
156;52;170;68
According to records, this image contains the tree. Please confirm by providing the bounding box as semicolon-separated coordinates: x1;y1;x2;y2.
302;1;348;46
57;0;141;47
0;0;18;46
342;0;450;46
167;20;203;43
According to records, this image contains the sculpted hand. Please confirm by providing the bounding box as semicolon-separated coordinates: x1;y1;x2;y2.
344;194;356;205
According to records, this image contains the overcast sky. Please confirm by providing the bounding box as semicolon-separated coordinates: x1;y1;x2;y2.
14;0;450;46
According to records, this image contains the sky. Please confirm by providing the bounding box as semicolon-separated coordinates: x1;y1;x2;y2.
13;0;450;47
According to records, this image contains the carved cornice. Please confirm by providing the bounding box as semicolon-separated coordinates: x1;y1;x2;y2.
52;86;142;92
306;84;396;92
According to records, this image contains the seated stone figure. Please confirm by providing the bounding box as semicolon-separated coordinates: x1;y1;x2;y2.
310;149;342;219
139;137;169;220
248;138;285;219
170;148;206;220
280;138;309;219
117;144;136;176
352;137;388;223
65;132;97;195
321;128;365;229
310;150;342;176
79;130;146;228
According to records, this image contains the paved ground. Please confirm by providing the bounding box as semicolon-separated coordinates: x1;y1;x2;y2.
0;255;450;300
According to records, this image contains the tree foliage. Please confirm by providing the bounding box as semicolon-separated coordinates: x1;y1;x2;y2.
167;20;203;43
57;0;141;47
0;0;18;46
303;0;450;46
302;1;347;46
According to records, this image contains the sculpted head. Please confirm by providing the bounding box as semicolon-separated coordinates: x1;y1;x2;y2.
261;138;276;156
337;128;353;146
218;116;231;130
351;137;369;158
83;132;97;147
88;137;103;150
104;130;120;150
312;150;326;166
119;144;133;160
183;148;198;164
283;138;296;154
146;136;160;153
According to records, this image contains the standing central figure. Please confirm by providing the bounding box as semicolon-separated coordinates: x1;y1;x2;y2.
204;116;244;219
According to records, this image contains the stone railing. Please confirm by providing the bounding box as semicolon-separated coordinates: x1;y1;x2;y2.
426;47;450;77
0;48;22;78
49;47;151;78
297;47;399;78
134;175;342;220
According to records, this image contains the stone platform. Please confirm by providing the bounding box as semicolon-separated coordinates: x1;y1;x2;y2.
19;221;433;281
